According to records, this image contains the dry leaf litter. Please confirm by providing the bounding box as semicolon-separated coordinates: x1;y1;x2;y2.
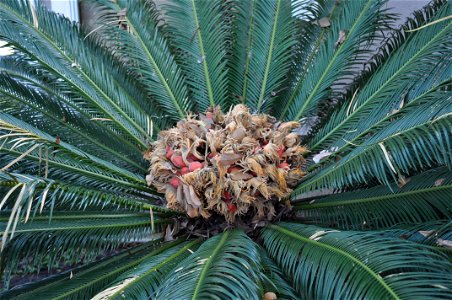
145;105;308;223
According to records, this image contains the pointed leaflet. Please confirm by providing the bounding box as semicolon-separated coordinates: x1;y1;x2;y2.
294;167;452;230
86;0;191;122
279;0;390;121
162;0;229;111
310;1;452;151
262;223;452;299
0;0;149;148
239;0;298;113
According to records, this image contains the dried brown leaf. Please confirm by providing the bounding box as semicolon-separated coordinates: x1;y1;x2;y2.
334;30;346;48
219;153;243;166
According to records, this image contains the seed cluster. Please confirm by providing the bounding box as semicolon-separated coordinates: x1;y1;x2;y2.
145;105;307;223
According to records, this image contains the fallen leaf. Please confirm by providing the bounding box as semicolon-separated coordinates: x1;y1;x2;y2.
316;17;331;28
334;30;346;48
435;178;445;186
164;225;174;241
312;147;338;164
418;230;436;237
397;176;410;188
437;239;452;249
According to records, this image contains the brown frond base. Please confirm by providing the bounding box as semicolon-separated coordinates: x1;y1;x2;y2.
145;105;308;226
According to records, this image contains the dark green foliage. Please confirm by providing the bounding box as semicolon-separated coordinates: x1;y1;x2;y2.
0;0;451;299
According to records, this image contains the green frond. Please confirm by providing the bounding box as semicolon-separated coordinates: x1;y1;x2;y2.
92;239;201;300
0;211;169;286
231;0;299;113
277;0;391;121
0;71;147;172
259;248;300;300
261;222;452;299
0;113;146;186
0;239;192;299
293;86;451;194
162;0;230;111
86;0;192;122
293;167;452;230
309;0;451;152
154;230;263;300
0;0;153;148
380;220;451;253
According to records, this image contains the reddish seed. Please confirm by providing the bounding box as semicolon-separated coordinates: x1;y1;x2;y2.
227;203;237;212
171;155;186;168
181;167;190;175
277;145;285;159
169;177;180;188
207;152;216;159
278;162;290;169
166;147;174;159
189;161;203;172
223;190;233;200
206;111;213;119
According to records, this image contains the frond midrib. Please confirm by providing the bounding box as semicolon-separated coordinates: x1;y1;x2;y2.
256;0;281;112
268;224;401;300
279;3;339;120
306;80;451;172
192;230;230;300
191;0;215;107
19;239;183;300
2;219;168;234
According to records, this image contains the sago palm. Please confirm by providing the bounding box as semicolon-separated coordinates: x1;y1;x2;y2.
0;0;451;298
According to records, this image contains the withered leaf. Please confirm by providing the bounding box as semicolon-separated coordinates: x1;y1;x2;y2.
316;17;331;28
435;178;445;186
437;239;452;249
188;185;202;207
334;30;346;48
164;225;174;241
397;176;410;188
230;171;253;181
219;153;243;166
418;230;436;237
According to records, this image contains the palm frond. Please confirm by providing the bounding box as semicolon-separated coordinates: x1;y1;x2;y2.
0;211;169;286
0;239;192;299
230;0;301;113
154;230;263;300
85;0;192;122
259;248;300;300
293;167;452;230
0;0;154;147
162;0;229;111
0;58;147;171
92;239;201;300
0;72;147;172
261;222;452;299
0;113;146;186
293;86;451;194
309;0;451;152
380;220;452;253
277;0;392;121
